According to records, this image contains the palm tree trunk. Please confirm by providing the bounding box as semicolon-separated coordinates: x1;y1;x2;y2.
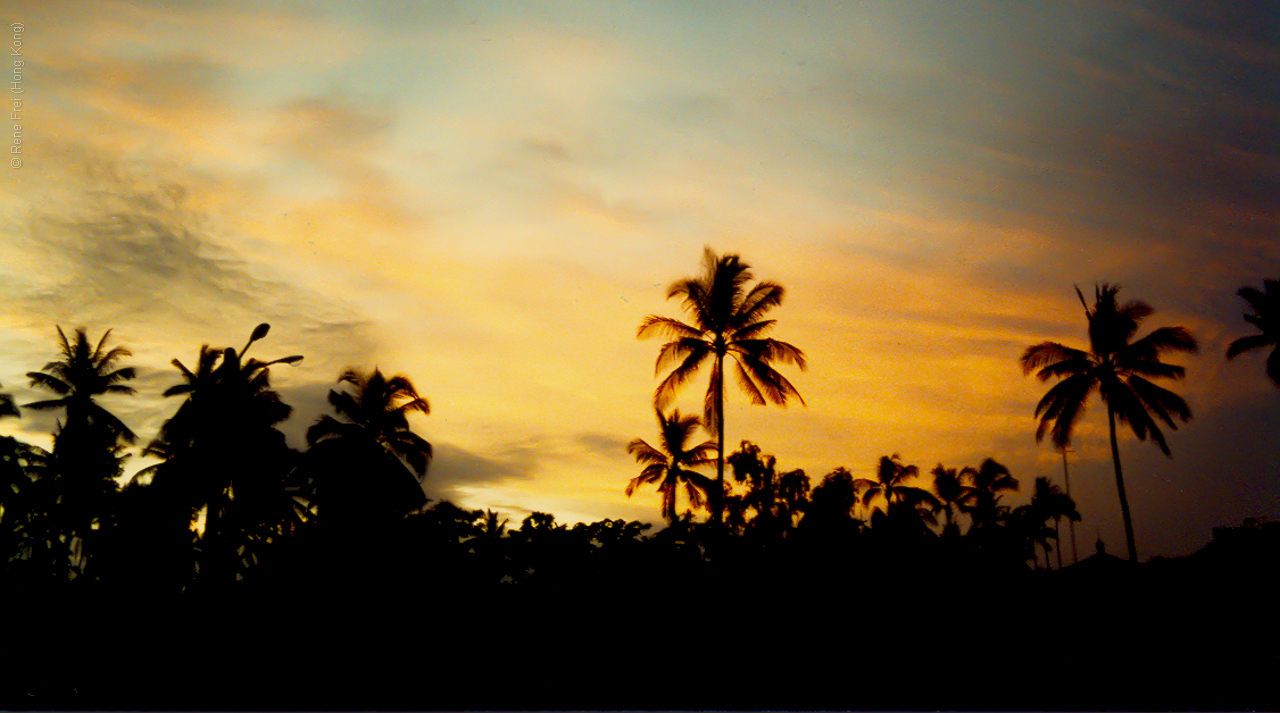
715;355;725;526
1062;447;1078;564
1054;517;1062;570
1107;404;1139;563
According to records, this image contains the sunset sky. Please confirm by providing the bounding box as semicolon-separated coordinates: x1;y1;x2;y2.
1;0;1277;559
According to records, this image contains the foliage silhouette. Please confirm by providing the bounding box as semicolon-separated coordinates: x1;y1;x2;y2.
1022;284;1197;562
305;367;432;531
626;407;716;523
0;296;1271;710
142;323;302;587
1226;278;1280;386
1032;475;1080;570
24;327;137;578
725;441;808;541
931;464;972;537
854;454;940;539
959;458;1019;533
638;248;805;523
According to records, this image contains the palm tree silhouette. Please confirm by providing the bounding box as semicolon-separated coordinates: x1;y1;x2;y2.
145;324;302;582
625;408;717;524
1031;476;1080;570
854;454;938;520
307;368;433;477
1021;284;1197;562
638;248;805;523
930;465;972;537
306;368;432;529
958;458;1018;533
26;326;137;446
1226;279;1279;386
25;327;137;569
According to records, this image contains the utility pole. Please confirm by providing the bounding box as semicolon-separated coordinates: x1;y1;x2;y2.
1062;446;1079;565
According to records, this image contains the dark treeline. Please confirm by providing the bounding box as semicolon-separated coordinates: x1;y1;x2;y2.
1;262;1278;710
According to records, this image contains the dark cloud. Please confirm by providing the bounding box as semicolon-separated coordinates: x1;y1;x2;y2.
574;431;628;458
20;184;261;327
424;441;537;501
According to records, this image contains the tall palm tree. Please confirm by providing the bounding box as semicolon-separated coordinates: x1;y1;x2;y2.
638;248;806;523
306;368;433;527
1021;284;1197;563
1226;278;1279;386
625;408;717;524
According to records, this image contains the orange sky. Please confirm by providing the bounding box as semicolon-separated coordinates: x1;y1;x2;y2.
1;0;1277;558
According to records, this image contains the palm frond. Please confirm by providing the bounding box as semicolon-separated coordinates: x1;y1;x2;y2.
1020;342;1090;375
1225;333;1274;360
654;348;712;411
733;319;776;341
1126;326;1198;360
23;398;69;411
736;282;785;325
731;360;768;406
1127;375;1192;427
26;371;71;395
637;315;702;341
627;438;666;465
655;337;710;378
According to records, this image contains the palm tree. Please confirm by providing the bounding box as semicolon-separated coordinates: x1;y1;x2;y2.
930;465;972;537
146;324;302;583
26;326;137;447
25;327;137;563
854;454;938;518
1021;284;1198;563
625;408;717;524
1009;503;1055;570
1031;476;1080;570
958;458;1019;533
306;368;433;528
638;248;806;523
307;368;433;478
1226;278;1279;386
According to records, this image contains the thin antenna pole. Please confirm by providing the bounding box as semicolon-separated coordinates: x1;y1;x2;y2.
1063;446;1079;565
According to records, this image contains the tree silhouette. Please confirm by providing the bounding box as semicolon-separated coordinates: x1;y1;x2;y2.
25;327;137;576
638;248;806;523
1031;476;1080;570
802;467;861;540
854;454;938;518
1009;503;1054;569
930;464;972;537
0;381;17;420
305;368;432;530
625;408;716;524
1021;284;1197;562
958;458;1018;537
1226;279;1279;386
145;323;302;585
25;327;137;445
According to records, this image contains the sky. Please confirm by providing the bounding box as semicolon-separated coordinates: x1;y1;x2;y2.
0;0;1277;559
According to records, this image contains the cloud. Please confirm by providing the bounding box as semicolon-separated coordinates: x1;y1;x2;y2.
424;441;539;501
